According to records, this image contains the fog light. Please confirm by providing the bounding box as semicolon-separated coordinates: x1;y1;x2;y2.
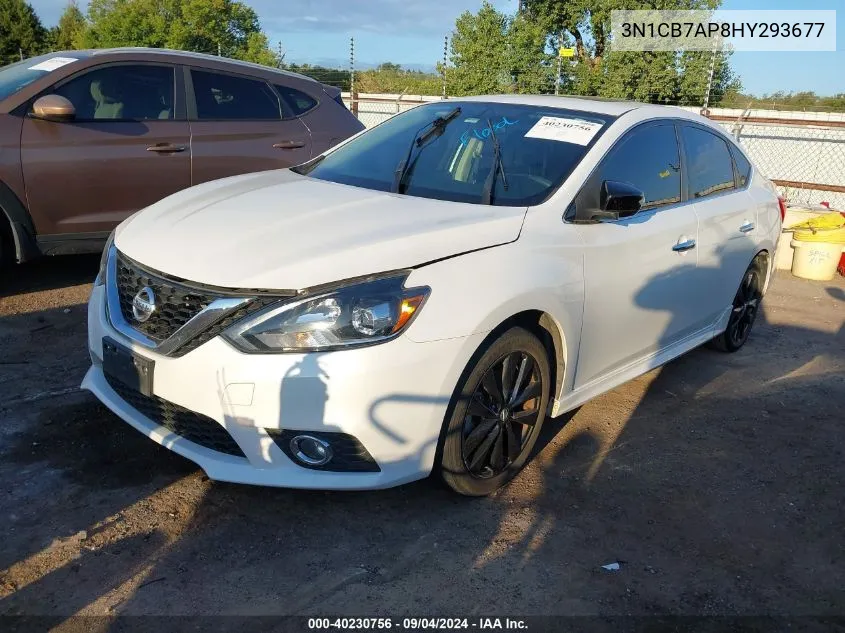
290;435;333;466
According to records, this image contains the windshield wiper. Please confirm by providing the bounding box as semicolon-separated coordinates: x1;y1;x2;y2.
480;117;509;205
392;106;462;194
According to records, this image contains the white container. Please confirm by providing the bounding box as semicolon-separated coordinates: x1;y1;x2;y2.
775;208;831;271
790;239;844;281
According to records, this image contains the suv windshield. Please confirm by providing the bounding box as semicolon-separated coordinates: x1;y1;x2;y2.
0;53;84;102
295;101;611;206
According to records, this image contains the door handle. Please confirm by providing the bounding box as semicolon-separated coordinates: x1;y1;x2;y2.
672;239;696;252
273;140;307;149
739;221;755;233
147;143;187;153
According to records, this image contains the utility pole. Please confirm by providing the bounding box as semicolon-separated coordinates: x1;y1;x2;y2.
702;35;721;113
19;48;24;61
442;35;448;99
555;33;562;96
349;37;356;116
217;42;222;57
277;41;284;68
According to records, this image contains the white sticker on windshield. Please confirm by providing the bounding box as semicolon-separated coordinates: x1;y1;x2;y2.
28;57;78;72
524;116;603;145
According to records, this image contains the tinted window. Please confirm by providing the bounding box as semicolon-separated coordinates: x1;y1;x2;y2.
681;126;736;198
597;124;681;210
191;70;281;120
275;84;318;116
731;144;752;187
53;65;174;120
295;102;609;207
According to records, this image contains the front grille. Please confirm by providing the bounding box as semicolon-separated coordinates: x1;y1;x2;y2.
116;253;218;342
105;374;245;457
267;429;380;472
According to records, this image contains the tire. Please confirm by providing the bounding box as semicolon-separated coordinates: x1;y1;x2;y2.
710;254;766;353
439;327;551;496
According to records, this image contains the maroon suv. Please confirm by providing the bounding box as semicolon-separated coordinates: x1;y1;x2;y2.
0;48;364;262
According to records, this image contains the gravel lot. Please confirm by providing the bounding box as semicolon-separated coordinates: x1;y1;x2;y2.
0;255;843;620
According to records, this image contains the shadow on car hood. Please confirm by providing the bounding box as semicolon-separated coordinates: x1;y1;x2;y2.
115;169;528;290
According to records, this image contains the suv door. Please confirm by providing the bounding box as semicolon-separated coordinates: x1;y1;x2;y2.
20;63;190;237
573;121;704;388
680;124;760;328
186;68;312;185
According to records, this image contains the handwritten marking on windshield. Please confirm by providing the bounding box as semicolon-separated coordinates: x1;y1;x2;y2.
460;117;519;145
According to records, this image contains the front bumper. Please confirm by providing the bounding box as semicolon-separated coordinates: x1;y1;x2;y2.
83;285;485;489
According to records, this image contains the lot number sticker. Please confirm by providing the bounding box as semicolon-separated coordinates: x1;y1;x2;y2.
28;57;78;72
525;116;603;145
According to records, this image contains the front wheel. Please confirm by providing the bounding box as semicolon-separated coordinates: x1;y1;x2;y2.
710;254;766;353
439;327;550;496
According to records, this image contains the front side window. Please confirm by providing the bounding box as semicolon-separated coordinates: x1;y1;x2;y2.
191;70;281;120
53;64;174;120
596;124;681;210
295;102;611;207
681;126;736;199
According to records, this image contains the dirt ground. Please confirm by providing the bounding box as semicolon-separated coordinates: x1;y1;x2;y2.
0;255;843;621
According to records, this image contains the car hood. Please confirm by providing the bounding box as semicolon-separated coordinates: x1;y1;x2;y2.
115;169;527;290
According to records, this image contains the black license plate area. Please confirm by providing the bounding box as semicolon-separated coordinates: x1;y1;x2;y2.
102;337;154;397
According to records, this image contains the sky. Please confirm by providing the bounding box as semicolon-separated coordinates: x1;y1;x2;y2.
27;0;845;97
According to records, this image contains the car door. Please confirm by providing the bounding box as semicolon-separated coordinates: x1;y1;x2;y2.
20;63;190;237
681;124;760;327
186;67;312;186
573;121;706;389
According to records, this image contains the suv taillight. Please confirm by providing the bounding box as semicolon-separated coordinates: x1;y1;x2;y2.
777;195;787;222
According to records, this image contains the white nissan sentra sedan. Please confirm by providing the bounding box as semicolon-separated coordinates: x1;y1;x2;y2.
83;95;783;496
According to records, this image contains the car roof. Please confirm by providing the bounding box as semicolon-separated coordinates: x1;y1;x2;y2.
52;47;319;84
456;94;707;120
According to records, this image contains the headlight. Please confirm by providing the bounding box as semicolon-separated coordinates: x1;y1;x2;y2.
223;274;429;353
94;230;116;286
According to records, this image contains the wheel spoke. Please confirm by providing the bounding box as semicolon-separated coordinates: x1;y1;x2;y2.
511;407;539;426
500;353;518;402
468;395;495;418
464;418;497;457
509;355;534;405
481;370;503;406
490;429;505;471
505;421;520;462
467;424;499;472
511;381;541;407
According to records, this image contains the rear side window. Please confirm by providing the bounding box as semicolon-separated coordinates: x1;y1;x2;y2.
53;64;174;120
596;124;681;210
275;84;318;116
191;69;281;120
731;145;752;187
681;126;736;199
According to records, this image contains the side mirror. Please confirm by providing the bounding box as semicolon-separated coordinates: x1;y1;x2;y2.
592;180;645;221
31;95;76;122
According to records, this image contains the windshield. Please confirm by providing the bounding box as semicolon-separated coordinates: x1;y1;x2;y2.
0;53;83;102
295;101;612;206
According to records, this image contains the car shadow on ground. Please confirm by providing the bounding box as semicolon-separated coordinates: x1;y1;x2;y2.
0;254;100;297
0;272;843;622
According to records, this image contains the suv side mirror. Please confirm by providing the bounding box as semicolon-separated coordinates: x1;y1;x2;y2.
31;95;76;122
592;180;645;221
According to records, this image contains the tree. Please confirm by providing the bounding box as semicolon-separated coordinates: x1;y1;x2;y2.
0;0;47;61
50;0;87;51
448;1;552;96
520;0;739;105
82;0;279;66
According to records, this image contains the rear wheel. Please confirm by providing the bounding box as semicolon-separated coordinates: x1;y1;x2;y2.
710;254;766;353
440;327;550;496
